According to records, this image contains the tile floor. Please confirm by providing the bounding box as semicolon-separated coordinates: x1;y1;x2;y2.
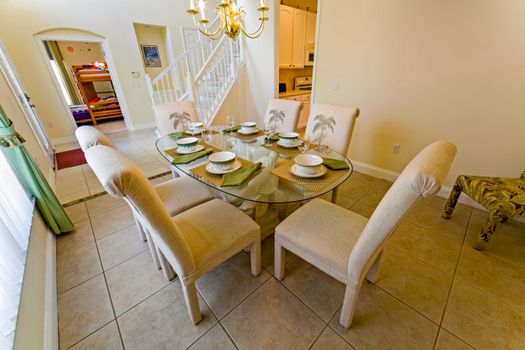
57;168;525;350
55;128;171;204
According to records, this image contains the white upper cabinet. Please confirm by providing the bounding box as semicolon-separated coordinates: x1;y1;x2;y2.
279;5;307;69
305;11;316;44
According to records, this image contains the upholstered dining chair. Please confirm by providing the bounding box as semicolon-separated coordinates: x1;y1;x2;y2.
304;103;360;156
86;145;261;324
153;100;199;137
263;98;301;132
75;126;214;270
442;170;525;250
304;103;360;203
275;140;457;329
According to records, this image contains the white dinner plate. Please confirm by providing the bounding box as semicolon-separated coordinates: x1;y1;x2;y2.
184;128;204;135
277;139;302;148
237;128;259;135
290;164;327;178
206;160;242;174
175;144;205;154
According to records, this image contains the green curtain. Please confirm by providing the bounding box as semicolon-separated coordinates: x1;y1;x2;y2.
0;104;73;234
45;41;81;105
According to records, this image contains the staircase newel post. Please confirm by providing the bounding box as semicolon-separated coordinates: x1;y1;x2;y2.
145;73;155;105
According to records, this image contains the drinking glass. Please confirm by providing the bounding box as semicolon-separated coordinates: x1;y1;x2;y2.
298;138;310;154
263;122;273;146
202;128;213;145
226;134;237;151
188;123;197;136
226;115;235;130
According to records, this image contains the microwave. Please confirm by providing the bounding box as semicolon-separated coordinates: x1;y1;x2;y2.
305;43;315;66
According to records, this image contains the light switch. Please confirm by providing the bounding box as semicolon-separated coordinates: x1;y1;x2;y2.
332;80;340;91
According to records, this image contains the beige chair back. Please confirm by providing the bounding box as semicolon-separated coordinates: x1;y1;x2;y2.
304;103;360;155
75;125;115;152
84;145;196;276
263;99;301;133
154;100;199;136
347;140;457;282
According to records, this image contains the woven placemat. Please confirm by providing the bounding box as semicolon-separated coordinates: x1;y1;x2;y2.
271;159;348;193
190;157;256;187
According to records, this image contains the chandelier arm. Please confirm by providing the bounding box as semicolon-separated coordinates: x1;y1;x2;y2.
239;17;266;39
191;13;224;38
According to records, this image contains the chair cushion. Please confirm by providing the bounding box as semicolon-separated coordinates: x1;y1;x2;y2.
458;175;525;217
155;177;213;216
173;199;260;272
275;198;368;282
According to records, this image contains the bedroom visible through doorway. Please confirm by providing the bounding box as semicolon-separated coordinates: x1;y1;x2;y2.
42;40;126;133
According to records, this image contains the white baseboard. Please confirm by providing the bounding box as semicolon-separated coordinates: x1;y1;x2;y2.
351;158;525;224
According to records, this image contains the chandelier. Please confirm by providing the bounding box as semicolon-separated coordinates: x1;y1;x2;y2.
187;0;269;40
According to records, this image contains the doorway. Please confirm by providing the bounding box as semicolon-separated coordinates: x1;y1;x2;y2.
36;33;131;135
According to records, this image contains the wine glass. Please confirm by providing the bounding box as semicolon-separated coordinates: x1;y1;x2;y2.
188;123;197;136
263;122;273;146
298;137;310;154
202;128;213;145
226;134;236;151
226;115;235;130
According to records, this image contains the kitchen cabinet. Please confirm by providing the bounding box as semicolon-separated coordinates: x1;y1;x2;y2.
280;92;311;130
279;5;306;68
305;11;316;44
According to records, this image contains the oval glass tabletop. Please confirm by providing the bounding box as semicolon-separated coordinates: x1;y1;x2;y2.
155;127;353;204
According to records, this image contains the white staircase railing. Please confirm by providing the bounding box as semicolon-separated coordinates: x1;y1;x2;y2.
145;30;243;125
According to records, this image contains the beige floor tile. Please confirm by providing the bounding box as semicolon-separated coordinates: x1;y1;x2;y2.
187;324;236;350
337;180;372;201
435;329;475;350
55;141;80;152
91;205;134;239
465;213;525;268
118;283;217;350
330;282;438;350
222;278;325;350
58;275;114;350
388;221;462;275
359;182;390;208
57;241;102;293
196;252;271;319
56;166;84;179
97;225;147;271
349;201;375;219
281;257;346;322
88;182;105;195
64;202;89;224
419;195;472;219
57;178;89;196
59;189;91;205
69;321;123;350
456;246;525;312
57;219;94;255
375;246;452;323
106;252;169;316
336;193;358;210
312;327;355;350
143;167;171;178
348;171;380;187
405;201;469;242
442;280;525;350
86;194;126;217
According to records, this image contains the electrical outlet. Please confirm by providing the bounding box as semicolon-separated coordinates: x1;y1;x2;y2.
47;122;54;129
392;144;400;154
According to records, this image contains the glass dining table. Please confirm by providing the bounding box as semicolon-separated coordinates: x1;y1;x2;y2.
155;126;353;205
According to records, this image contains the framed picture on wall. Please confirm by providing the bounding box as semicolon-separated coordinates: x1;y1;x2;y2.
141;45;162;67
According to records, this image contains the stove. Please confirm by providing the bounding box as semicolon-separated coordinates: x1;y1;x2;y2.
294;76;312;91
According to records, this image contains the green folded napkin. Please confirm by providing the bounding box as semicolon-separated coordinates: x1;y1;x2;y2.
172;149;212;164
221;162;262;187
265;133;280;143
168;132;184;139
323;157;350;170
223;125;241;133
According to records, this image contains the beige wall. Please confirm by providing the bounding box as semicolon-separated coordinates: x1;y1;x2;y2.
133;24;169;80
314;0;525;185
0;0;195;142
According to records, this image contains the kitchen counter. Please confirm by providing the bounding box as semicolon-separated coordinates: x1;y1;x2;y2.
279;89;311;98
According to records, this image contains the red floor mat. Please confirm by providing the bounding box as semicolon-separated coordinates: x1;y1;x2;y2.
56;148;87;170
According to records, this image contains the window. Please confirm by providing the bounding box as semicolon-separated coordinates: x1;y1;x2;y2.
0;150;33;349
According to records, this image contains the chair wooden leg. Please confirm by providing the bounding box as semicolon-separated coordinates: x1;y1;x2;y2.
145;231;161;270
274;240;286;280
182;281;202;325
339;282;361;329
250;240;261;276
365;251;383;283
156;247;176;281
473;212;503;250
442;179;463;219
133;215;147;242
331;187;340;204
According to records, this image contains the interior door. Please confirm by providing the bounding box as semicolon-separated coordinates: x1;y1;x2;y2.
0;42;55;166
